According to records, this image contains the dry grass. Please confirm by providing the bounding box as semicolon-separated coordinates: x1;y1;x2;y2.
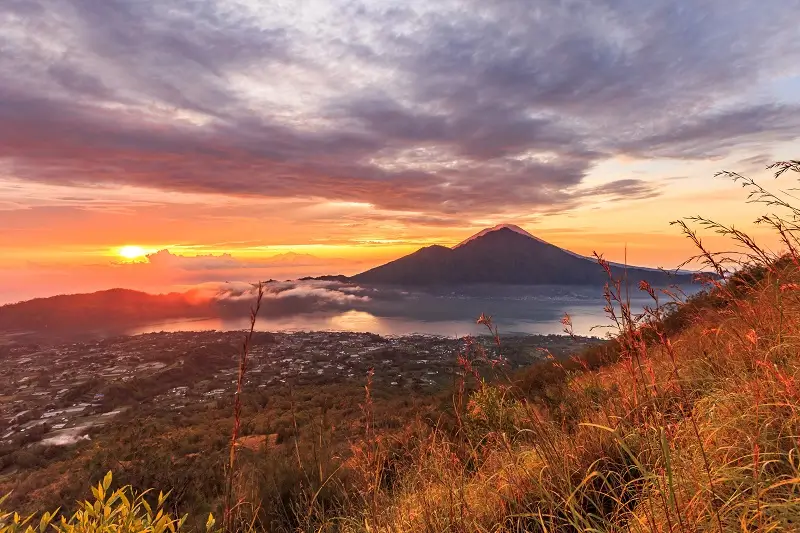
331;159;800;532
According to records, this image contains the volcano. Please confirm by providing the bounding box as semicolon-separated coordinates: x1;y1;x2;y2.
351;224;696;286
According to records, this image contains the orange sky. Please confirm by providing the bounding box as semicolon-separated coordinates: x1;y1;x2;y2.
2;148;796;304
1;0;799;303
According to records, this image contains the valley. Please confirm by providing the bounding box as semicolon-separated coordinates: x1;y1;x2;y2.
0;329;601;516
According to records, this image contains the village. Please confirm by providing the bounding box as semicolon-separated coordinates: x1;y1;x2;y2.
0;330;600;454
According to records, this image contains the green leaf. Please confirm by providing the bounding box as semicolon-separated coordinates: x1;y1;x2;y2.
102;472;112;491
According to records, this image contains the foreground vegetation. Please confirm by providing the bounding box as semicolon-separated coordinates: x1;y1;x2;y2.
3;160;800;532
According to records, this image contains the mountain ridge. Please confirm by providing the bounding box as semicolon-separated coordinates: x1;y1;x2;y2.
455;224;538;248
351;225;697;286
0;288;215;338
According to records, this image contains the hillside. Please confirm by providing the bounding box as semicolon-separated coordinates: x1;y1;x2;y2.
352;224;697;286
0;289;213;334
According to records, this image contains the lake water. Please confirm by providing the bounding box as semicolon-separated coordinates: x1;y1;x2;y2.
128;284;701;338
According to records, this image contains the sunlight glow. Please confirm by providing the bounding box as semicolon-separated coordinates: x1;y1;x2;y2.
118;245;149;260
328;310;382;332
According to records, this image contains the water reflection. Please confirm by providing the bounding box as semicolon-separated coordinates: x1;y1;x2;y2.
128;284;700;338
328;310;381;331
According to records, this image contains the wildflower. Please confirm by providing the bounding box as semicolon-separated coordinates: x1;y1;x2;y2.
561;313;575;337
594;254;612;276
639;280;656;299
490;357;506;369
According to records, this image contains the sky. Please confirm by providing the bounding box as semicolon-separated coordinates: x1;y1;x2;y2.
1;0;800;303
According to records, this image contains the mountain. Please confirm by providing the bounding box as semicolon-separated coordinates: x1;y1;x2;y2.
0;288;214;336
351;224;697;286
454;223;539;247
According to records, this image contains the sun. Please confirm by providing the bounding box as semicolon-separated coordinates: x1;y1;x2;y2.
118;245;148;260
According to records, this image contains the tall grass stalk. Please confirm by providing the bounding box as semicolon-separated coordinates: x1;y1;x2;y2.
223;282;265;533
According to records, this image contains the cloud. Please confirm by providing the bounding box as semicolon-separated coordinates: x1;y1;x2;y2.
268;283;371;304
144;250;241;270
209;279;383;305
614;105;800;159
204;279;375;317
1;0;799;219
140;249;351;271
583;179;661;202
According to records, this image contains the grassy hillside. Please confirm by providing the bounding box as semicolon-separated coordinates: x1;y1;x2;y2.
3;160;800;532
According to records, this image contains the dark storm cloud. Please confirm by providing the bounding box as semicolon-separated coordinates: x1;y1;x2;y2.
1;0;799;215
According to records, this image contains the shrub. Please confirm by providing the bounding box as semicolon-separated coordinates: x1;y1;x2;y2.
0;473;190;533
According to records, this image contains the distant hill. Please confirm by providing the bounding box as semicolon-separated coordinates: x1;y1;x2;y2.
0;288;213;335
352;224;697;287
298;275;350;283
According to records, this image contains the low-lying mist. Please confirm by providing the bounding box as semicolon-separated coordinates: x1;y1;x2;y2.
139;280;702;338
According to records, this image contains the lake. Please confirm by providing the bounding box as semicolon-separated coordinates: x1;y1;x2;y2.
128;284;701;338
